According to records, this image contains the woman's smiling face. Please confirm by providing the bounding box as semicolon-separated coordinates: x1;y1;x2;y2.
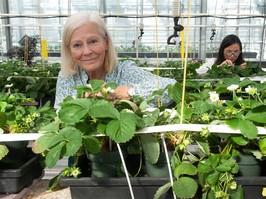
69;23;108;74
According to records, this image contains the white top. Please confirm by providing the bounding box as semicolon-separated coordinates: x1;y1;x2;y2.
196;58;215;74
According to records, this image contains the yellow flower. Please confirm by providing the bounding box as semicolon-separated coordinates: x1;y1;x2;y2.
71;167;81;178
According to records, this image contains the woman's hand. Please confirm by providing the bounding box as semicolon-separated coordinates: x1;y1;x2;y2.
111;86;131;100
240;62;247;69
219;59;234;67
83;85;131;101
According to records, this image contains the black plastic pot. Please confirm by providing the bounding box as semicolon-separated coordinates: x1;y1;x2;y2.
60;176;266;199
60;177;174;199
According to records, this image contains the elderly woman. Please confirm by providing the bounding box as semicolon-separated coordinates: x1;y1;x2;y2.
54;12;176;109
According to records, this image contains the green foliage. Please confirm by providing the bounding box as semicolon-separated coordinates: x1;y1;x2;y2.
205;62;266;78
0;60;60;101
0;92;56;134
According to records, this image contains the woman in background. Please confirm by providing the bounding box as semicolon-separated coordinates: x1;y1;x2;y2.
197;34;246;74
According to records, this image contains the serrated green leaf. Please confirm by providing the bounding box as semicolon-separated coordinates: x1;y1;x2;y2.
58;98;92;123
32;132;64;153
231;135;249;146
206;170;220;185
195;136;210;155
245;106;266;124
172;177;198;198
198;161;213;174
45;141;65;168
154;182;172;199
140;134;160;164
89;100;119;119
192;101;213;114
57;126;83;156
105;112;136;143
215;164;231;172
174;162;197;178
172;82;182;104
238;120;258;139
227;119;258;139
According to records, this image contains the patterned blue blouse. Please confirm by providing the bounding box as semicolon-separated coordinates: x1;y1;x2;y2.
54;60;176;109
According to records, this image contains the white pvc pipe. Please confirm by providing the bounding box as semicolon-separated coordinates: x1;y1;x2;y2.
1;123;266;142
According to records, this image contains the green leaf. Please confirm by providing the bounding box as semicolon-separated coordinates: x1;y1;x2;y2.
39;120;60;133
105;112;136;143
226;119;258;139
45;141;65;168
154;182;172;199
26;76;37;85
208;154;220;168
198;161;213;174
245;106;266;124
142;108;159;127
0;112;7;128
174;162;197;178
89;100;119;119
172;82;182;104
48;174;61;191
172;177;198;198
83;135;101;154
192;101;213;114
231;135;249;146
32;132;64;153
259;137;266;154
57;127;83;157
105;82;118;90
215;164;231;172
58;98;92;123
195;136;210;155
140;134;160;164
0;145;9;160
228;185;245;199
222;76;240;86
206;170;220;185
238;120;258;139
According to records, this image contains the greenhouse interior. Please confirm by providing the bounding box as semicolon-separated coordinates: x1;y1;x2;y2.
1;0;266;199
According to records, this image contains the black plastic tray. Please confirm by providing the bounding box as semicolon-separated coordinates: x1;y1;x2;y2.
0;154;43;193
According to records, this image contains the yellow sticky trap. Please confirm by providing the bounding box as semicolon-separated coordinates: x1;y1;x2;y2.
41;39;48;58
262;187;266;196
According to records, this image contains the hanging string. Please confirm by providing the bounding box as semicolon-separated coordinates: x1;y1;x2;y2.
180;0;191;124
154;0;161;107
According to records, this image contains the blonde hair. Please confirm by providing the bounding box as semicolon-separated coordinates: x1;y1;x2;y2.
61;12;118;78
